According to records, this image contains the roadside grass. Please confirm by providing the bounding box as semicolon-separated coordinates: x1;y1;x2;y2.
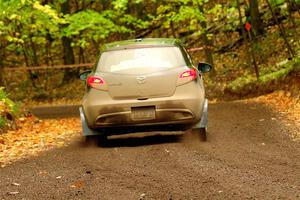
0;88;19;131
225;56;300;95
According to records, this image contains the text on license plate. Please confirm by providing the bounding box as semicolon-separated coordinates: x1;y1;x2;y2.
131;106;156;120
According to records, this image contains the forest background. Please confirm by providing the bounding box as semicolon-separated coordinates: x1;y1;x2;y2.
0;0;299;129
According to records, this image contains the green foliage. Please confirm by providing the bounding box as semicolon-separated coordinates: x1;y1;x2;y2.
0;116;4;128
156;0;207;33
0;87;7;100
0;0;65;67
63;10;123;48
0;0;148;65
0;87;19;128
0;87;19;115
227;75;256;92
227;57;300;93
0;0;299;102
270;0;285;6
0;0;273;66
112;0;129;11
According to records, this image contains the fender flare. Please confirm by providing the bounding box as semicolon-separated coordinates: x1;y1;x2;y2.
79;107;101;136
193;98;208;129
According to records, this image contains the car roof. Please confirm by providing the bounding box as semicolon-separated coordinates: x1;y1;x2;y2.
102;38;183;52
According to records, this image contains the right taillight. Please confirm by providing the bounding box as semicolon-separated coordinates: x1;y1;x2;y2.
87;76;108;91
177;69;198;86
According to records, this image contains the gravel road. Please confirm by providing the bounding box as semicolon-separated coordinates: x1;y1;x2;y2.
0;101;300;199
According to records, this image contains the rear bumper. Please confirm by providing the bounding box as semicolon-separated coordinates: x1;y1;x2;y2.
82;82;205;128
80;99;208;136
94;108;194;127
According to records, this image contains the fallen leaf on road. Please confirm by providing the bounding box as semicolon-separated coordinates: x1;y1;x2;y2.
0;116;81;167
70;181;84;189
38;171;48;176
18;117;25;122
139;193;146;200
8;191;19;195
253;91;300;141
0;139;4;144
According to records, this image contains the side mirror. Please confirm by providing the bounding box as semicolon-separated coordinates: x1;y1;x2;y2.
198;62;212;73
79;70;91;81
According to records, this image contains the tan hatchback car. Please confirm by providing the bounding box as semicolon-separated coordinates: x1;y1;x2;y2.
79;38;211;143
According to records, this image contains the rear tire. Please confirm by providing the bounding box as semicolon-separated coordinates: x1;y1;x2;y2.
85;135;98;145
192;127;207;142
97;135;108;146
85;135;107;146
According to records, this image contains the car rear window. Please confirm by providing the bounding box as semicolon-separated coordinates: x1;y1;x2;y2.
96;46;187;74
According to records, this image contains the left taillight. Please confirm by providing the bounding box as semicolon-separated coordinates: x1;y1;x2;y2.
177;69;197;86
87;76;108;91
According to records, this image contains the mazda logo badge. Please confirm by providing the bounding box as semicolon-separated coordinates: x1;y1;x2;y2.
137;76;146;84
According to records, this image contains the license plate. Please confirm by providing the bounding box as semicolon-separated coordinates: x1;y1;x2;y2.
131;106;156;121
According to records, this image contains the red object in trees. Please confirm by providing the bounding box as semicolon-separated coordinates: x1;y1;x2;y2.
245;22;251;31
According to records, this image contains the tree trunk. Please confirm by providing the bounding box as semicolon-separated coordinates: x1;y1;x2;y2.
16;23;39;87
285;0;296;27
285;0;299;46
100;0;109;10
92;38;100;56
45;34;54;66
22;45;38;88
237;0;247;42
249;0;264;36
170;21;178;38
29;36;39;66
237;0;252;69
291;0;300;15
62;37;75;65
0;41;4;85
0;67;3;86
61;0;77;83
78;47;86;63
265;0;295;58
247;32;260;80
198;4;215;76
0;60;3;86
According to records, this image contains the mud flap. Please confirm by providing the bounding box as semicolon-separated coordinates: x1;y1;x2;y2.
192;99;208;130
79;107;100;136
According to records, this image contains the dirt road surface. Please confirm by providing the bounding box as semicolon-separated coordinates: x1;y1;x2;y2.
0;101;300;199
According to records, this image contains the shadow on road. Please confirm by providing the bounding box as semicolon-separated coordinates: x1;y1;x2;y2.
79;132;186;148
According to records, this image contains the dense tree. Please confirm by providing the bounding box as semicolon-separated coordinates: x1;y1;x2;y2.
61;0;76;83
248;0;264;36
0;0;299;84
265;0;295;57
